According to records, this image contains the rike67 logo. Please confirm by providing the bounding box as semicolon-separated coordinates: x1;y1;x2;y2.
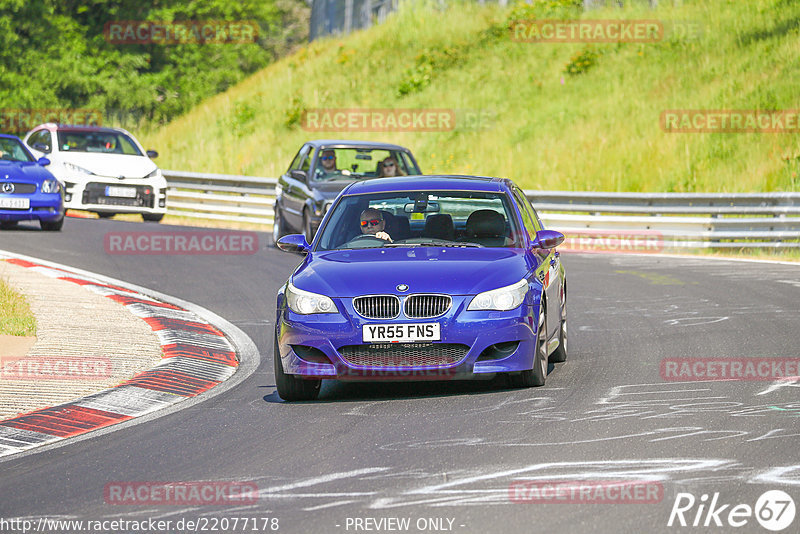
668;490;796;531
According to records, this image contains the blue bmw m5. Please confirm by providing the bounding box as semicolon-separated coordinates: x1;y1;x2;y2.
0;134;64;231
274;175;567;401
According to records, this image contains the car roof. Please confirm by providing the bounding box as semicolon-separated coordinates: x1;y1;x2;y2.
29;123;134;136
0;133;23;141
343;175;512;195
306;139;412;151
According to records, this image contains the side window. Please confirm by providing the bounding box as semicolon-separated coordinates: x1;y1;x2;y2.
400;153;419;175
511;187;537;240
288;145;310;172
516;187;543;231
299;151;311;172
28;130;52;153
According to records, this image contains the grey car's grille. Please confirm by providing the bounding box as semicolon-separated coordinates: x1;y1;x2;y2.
404;294;451;319
353;295;400;319
338;343;468;367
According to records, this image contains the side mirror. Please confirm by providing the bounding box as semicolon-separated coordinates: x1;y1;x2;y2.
37;157;51;166
32;143;50;153
290;169;307;182
146;150;159;159
532;229;565;249
277;234;310;254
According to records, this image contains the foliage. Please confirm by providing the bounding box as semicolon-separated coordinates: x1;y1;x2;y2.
0;0;308;132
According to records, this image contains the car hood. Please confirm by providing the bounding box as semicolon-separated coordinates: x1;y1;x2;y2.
57;153;157;179
292;247;534;297
0;161;55;183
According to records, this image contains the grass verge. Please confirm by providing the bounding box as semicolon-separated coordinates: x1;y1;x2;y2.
0;277;37;336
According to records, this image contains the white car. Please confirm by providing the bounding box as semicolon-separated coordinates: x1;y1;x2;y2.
23;124;167;221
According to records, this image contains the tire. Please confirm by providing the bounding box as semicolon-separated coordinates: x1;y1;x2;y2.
303;209;314;244
550;289;567;363
0;221;18;230
97;212;115;219
273;331;321;401
510;303;547;387
142;213;164;223
272;205;287;247
40;218;64;231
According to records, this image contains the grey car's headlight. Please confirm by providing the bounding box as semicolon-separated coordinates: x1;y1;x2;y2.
144;168;161;179
41;179;62;194
64;162;94;175
286;282;336;314
468;279;528;311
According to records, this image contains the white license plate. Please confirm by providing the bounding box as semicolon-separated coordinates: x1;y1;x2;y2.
105;186;137;198
363;323;440;343
0;197;30;209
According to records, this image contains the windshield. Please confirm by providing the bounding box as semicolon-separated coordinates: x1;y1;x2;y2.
0;137;34;162
312;148;420;181
316;190;522;251
56;130;143;156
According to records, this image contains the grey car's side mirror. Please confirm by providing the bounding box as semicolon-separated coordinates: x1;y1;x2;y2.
290;170;307;182
146;150;159;158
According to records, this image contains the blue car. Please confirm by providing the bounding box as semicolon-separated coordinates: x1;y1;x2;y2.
274;175;567;401
0;134;64;231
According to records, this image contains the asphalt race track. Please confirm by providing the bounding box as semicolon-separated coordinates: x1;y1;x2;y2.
0;218;798;534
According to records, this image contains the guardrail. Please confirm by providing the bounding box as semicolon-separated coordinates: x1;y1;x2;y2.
164;170;800;248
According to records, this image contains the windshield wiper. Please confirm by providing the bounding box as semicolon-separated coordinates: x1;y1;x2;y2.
383;241;483;248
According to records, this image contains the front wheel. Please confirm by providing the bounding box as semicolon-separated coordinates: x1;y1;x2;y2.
142;213;164;223
274;331;321;401
303;210;314;244
272;205;287;246
550;295;567;363
510;304;547;387
40;218;64;231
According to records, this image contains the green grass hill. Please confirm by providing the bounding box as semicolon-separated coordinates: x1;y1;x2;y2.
141;0;800;192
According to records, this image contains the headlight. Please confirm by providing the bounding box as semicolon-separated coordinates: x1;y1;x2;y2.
286;282;336;314
41;179;62;194
64;162;94;175
468;279;528;311
144;168;161;179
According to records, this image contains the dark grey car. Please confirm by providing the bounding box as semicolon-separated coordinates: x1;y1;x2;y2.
272;140;421;244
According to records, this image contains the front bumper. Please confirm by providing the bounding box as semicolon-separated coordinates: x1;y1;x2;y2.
62;177;167;215
0;193;64;222
276;295;540;381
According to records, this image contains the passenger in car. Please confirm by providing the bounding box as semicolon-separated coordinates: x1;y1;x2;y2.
377;156;406;177
359;208;393;242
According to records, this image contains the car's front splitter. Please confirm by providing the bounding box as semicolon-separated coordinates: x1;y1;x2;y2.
276;304;540;381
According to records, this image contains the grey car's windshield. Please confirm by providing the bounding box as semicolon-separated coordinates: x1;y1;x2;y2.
313;148;420;181
315;191;523;251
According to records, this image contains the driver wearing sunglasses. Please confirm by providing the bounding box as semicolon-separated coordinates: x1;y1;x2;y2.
317;149;340;178
359;208;392;242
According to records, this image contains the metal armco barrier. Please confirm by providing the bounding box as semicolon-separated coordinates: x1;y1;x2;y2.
164;170;800;248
